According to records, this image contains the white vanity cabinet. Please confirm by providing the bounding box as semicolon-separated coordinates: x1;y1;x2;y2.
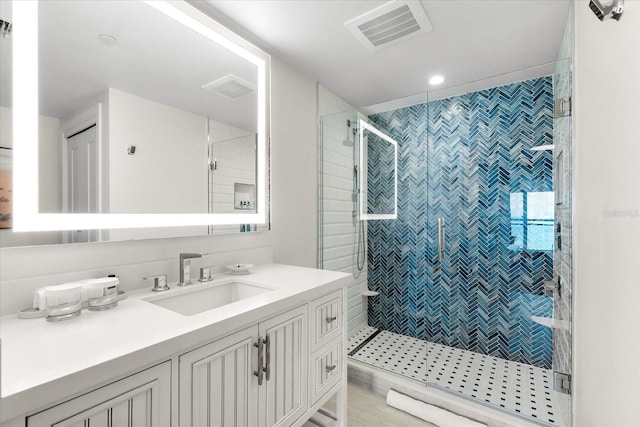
1;265;349;427
25;362;171;427
179;305;308;427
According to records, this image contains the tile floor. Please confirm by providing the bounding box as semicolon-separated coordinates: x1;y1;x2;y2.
348;326;568;426
321;382;436;427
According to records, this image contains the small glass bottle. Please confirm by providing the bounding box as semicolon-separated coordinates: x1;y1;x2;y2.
45;283;83;321
85;277;120;311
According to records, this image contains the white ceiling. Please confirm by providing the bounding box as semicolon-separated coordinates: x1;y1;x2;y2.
0;1;571;124
195;0;571;112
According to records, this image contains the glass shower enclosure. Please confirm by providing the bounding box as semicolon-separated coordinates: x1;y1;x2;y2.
318;56;572;427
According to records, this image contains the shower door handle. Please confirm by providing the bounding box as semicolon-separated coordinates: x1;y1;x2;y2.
437;217;446;261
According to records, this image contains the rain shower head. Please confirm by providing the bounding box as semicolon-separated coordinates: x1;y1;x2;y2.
589;0;624;21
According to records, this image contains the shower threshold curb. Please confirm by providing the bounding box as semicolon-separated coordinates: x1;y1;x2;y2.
348;359;554;427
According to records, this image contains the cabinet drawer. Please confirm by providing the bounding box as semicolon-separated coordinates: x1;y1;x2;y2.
27;361;171;427
310;341;342;404
310;290;342;352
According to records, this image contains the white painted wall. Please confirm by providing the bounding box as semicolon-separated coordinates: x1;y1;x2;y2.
107;89;209;240
573;2;640;426
0;107;10;150
268;58;318;268
37;115;61;215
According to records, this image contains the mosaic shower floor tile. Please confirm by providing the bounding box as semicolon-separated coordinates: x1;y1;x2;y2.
348;326;569;426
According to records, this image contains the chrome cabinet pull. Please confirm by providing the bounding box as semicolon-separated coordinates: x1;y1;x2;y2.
326;364;337;373
264;334;271;381
253;337;264;386
326;316;337;323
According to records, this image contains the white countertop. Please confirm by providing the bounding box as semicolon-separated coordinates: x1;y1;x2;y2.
0;263;350;422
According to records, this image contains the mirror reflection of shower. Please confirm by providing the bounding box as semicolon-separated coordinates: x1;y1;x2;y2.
358;120;398;220
347;117;399;276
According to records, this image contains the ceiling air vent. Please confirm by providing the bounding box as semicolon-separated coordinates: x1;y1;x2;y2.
201;74;255;100
345;0;433;52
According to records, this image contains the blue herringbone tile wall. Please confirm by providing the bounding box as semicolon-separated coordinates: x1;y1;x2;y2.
368;77;554;368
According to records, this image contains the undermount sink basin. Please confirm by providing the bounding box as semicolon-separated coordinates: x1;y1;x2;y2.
144;281;274;316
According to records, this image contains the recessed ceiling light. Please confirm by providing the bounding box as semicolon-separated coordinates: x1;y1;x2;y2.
429;75;444;85
98;34;118;46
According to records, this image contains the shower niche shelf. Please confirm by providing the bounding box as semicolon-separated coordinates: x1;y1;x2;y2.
531;315;570;331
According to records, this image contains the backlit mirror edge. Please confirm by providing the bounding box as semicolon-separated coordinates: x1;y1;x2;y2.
358;119;398;221
12;0;270;232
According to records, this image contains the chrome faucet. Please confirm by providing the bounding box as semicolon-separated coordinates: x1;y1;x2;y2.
144;274;169;292
178;253;207;287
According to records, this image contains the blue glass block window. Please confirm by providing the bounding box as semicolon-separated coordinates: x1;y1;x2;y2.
510;191;554;251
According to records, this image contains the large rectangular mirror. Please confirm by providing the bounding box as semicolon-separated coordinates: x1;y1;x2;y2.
1;0;269;244
358;119;397;220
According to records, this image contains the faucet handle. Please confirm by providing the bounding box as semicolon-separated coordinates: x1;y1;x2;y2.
144;274;169;292
199;266;215;282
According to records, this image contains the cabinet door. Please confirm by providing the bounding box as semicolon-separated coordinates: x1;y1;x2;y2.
259;305;308;427
27;362;170;427
179;326;258;427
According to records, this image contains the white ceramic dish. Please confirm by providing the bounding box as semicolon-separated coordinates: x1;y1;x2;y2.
226;263;253;274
